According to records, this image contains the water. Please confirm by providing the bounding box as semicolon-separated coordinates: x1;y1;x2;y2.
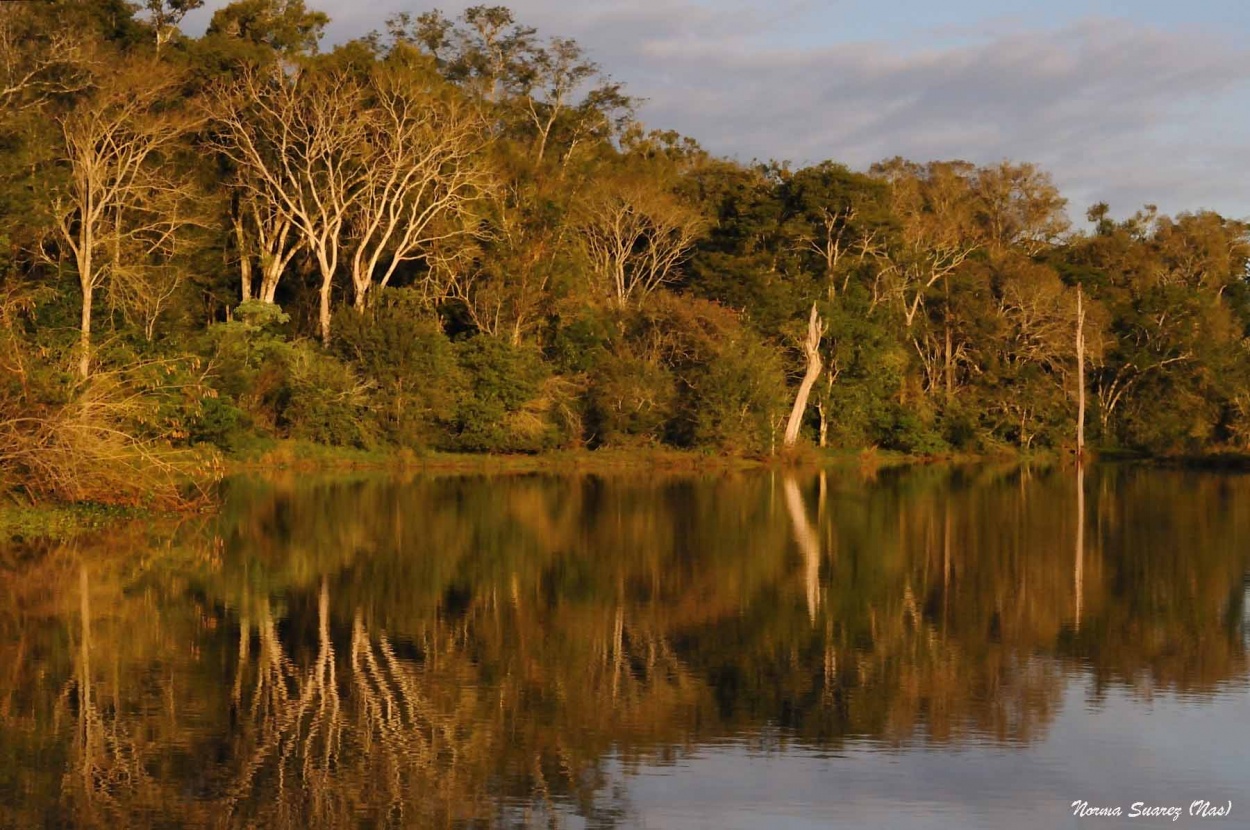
1;463;1247;828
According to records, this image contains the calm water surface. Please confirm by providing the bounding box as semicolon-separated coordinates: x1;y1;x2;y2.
2;464;1248;828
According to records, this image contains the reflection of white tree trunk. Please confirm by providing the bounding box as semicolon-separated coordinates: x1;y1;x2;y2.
78;567;94;803
223;584;342;823
1075;463;1085;631
783;476;822;620
68;566;151;815
943;499;952;631
612;605;624;701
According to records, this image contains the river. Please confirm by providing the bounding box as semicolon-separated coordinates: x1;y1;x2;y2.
1;463;1246;828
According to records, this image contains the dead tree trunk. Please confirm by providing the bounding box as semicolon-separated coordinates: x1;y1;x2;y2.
1076;285;1086;460
783;303;825;449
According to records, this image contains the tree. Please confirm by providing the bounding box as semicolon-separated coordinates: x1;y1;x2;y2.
973;161;1069;257
0;3;91;116
50;60;197;377
210;65;368;344
344;55;492;311
142;0;205;52
205;0;327;57
870;159;982;327
783;303;825;449
576;174;704;309
517;36;631;168
433;180;568;344
231;182;301;305
782;162;892;300
1076;285;1086;458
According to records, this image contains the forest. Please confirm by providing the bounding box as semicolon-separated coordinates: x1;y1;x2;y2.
3;0;1250;505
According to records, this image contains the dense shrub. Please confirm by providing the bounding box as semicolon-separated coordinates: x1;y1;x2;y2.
203;302;373;448
333;290;464;448
585;351;677;447
452;336;559;452
683;337;786;455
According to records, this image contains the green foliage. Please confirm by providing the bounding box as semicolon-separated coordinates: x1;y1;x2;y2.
586;351;676;447
333;290;463;449
684;336;786;455
202;303;372;448
452;335;557;452
5;0;1250;506
281;343;374;448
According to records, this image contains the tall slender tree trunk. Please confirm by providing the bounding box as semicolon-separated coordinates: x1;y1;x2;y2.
1076;285;1086;460
944;318;954;401
234;211;252;303
77;242;93;379
319;280;333;346
784;303;825;449
315;248;335;346
78;283;92;380
1074;461;1085;631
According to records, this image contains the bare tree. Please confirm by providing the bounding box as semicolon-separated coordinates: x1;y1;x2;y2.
50;60;196;378
210;66;368;344
1076;284;1086;459
232;184;302;305
576;176;703;308
345;64;491;310
432;189;565;344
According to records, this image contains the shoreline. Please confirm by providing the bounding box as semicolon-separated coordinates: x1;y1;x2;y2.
6;443;1250;543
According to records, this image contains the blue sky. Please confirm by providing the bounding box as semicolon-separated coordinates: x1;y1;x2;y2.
183;1;1250;222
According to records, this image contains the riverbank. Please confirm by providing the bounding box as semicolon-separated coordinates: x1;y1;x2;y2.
223;439;1012;475
0;503;160;544
7;441;1246;543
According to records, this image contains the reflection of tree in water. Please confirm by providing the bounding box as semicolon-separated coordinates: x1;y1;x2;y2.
2;465;1249;826
211;575;701;827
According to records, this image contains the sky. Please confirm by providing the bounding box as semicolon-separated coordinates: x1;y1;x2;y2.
182;1;1250;222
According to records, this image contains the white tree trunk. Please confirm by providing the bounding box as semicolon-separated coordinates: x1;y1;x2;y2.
77;241;93;379
783;304;824;448
1076;285;1086;459
78;279;92;380
1074;461;1085;630
235;211;252;303
319;280;333;347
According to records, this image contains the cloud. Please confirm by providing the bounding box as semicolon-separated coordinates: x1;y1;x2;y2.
624;15;1250;217
184;2;1250;218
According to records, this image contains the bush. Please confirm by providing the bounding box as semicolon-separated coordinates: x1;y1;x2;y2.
333;290;464;448
280;343;375;448
203;303;374;448
201;302;294;438
683;337;786;455
452;336;558;452
586;351;676;446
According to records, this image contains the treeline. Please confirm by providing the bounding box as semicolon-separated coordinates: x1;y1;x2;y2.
3;0;1250;501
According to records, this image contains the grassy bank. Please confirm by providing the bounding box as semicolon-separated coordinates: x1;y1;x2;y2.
226;439;770;474
223;439;1062;477
0;503;157;544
